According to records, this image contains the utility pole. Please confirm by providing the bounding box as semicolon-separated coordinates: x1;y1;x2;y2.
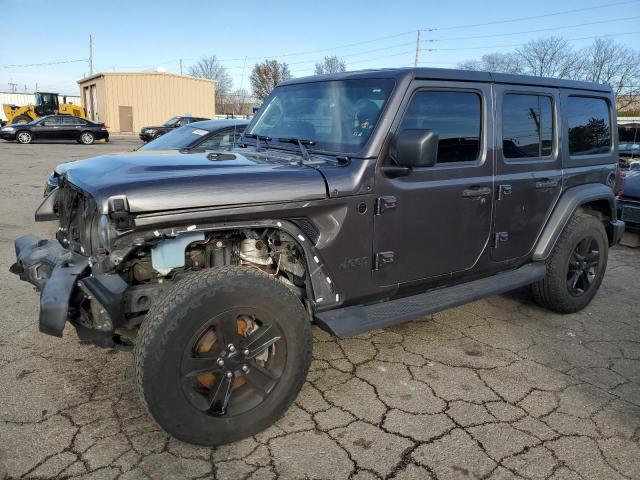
414;30;421;68
89;34;93;75
180;59;183;75
8;82;17;93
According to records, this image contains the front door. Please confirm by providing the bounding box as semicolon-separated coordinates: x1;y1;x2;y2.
492;86;562;261
36;116;62;140
119;106;133;132
374;82;495;286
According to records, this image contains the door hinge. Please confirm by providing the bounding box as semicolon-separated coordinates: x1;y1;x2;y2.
493;231;509;248
375;196;397;215
497;184;512;201
374;251;395;270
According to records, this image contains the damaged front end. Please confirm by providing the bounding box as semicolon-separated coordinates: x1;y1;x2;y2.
11;179;323;348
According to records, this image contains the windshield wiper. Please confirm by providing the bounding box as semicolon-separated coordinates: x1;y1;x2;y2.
278;137;316;164
242;133;272;152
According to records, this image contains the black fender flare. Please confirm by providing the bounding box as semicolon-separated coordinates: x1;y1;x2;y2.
532;183;622;261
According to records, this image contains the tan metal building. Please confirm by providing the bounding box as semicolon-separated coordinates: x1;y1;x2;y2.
77;72;215;133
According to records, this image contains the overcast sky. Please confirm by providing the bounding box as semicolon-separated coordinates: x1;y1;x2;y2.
1;0;639;96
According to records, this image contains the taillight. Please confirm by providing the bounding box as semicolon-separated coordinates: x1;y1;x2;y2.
100;123;107;129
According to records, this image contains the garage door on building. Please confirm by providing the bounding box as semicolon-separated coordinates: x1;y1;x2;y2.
118;106;133;132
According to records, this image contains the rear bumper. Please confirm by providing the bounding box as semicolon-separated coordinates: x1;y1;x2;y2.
10;235;89;337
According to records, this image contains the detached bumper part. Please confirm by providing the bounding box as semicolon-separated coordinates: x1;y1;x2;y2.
11;234;88;337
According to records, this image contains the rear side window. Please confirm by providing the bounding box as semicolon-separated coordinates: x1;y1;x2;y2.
502;94;553;159
62;116;80;125
400;91;481;163
567;97;611;156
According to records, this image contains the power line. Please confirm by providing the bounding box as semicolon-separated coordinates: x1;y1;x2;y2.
0;59;87;69
424;14;640;43
422;29;640;52
420;0;640;32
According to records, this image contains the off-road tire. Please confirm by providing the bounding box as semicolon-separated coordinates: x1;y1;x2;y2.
16;131;32;144
79;131;95;145
134;266;313;446
532;213;608;313
11;115;32;124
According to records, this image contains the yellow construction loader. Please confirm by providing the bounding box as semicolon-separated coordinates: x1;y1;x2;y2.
2;92;86;125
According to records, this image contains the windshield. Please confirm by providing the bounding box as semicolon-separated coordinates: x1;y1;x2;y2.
140;125;212;150
164;116;181;127
248;79;395;154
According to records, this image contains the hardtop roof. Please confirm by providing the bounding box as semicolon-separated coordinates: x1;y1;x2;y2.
280;67;611;93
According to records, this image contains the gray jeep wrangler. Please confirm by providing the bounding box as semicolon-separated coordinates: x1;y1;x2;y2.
11;68;624;445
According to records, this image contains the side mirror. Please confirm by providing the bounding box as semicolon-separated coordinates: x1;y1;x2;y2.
395;129;439;168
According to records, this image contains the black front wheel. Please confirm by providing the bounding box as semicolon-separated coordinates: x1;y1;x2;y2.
134;266;313;446
532;213;608;313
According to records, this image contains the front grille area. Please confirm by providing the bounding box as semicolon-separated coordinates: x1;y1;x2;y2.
56;180;99;255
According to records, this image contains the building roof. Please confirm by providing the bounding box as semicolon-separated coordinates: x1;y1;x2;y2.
77;71;215;85
280;67;611;93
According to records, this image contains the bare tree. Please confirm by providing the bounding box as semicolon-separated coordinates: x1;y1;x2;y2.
516;37;581;78
458;52;524;74
188;56;233;113
250;60;293;101
578;38;640;109
314;56;347;75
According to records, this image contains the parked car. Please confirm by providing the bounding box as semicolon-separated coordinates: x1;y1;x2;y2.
0;115;108;145
139;115;209;142
43;119;248;196
11;68;624;446
618;142;640;169
617;168;640;231
139;119;248;151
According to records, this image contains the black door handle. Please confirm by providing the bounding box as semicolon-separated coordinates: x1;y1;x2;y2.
462;186;492;198
535;178;559;189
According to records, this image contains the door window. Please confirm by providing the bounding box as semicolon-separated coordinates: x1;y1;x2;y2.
502;94;553;159
198;130;241;149
42;116;61;125
567;97;611;156
399;91;482;163
62;116;80;125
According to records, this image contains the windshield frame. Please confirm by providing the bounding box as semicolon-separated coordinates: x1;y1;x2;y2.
245;77;397;157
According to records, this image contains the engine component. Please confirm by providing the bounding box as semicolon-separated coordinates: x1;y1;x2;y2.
239;238;273;266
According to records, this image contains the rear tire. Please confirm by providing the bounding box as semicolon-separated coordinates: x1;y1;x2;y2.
532;213;608;313
11;115;32;125
134;266;313;446
79;131;95;145
16;131;32;144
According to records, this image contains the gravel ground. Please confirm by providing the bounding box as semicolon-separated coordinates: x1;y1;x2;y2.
0;137;639;480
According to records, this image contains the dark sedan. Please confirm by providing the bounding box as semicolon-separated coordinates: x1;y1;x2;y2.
139;115;210;142
0;115;109;145
44;119;248;195
617;169;640;232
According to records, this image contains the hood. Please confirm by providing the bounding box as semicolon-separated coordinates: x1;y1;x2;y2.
57;150;328;214
622;169;640;199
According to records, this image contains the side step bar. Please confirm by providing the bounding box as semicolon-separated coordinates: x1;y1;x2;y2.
315;263;546;338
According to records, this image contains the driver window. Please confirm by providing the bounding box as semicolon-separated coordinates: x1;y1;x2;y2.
400;91;482;163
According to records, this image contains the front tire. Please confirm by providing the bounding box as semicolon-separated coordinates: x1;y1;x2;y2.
79;131;95;145
16;131;32;144
134;266;313;446
11;115;32;124
532;213;608;313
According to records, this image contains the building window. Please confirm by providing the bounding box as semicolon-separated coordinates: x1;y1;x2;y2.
503;94;553;159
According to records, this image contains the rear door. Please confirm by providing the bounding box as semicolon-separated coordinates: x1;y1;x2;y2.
373;81;495;286
61;116;82;140
492;86;562;261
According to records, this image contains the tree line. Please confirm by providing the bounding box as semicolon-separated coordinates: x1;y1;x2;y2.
458;36;640;111
188;55;346;115
188;36;640;115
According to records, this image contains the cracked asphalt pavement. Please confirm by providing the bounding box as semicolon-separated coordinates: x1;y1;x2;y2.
1;138;639;480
